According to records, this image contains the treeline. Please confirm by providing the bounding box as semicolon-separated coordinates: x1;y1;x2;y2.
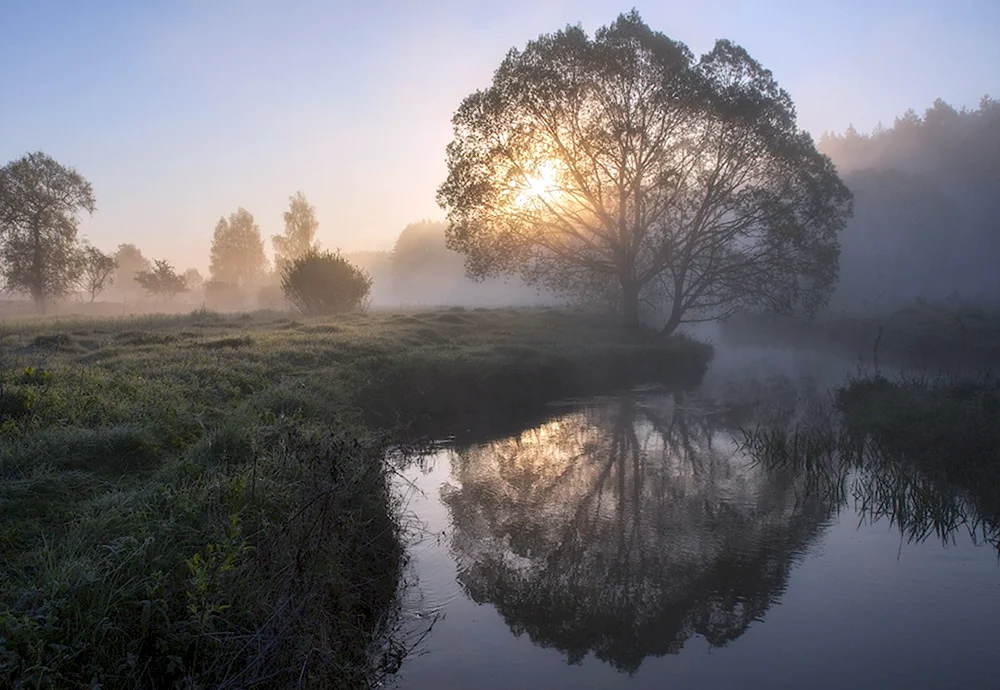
0;153;550;315
818;97;999;312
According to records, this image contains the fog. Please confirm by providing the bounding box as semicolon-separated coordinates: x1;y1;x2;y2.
347;221;559;309
818;98;1000;314
4;98;997;318
1;2;997;318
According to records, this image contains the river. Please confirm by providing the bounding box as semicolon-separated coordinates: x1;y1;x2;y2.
389;346;1000;689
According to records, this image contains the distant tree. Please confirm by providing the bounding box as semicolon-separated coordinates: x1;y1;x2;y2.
346;249;394;302
346;250;393;280
209;208;268;288
280;250;372;315
390;220;463;295
135;259;187;299
0;152;96;312
113;243;151;299
203;278;242;309
438;11;852;332
78;244;118;302
182;268;205;293
273;192;320;272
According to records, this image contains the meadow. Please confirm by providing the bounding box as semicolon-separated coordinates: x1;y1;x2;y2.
0;307;712;689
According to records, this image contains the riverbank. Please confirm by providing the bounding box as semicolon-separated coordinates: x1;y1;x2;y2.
0;307;712;688
836;372;1000;519
740;366;1000;547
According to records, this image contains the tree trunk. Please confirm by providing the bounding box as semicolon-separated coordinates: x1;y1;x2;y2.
32;222;45;314
661;301;683;336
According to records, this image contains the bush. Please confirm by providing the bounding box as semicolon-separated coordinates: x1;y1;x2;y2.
280;250;372;315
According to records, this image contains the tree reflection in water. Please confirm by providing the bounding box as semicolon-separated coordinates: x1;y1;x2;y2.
439;392;831;673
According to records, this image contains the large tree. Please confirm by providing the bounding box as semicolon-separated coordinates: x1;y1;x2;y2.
209;207;268;287
438;12;852;331
0;152;96;312
272;191;320;272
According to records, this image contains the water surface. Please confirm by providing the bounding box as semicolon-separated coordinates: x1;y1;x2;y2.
391;351;999;689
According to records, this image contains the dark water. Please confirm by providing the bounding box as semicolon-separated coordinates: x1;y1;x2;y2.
391;350;1000;689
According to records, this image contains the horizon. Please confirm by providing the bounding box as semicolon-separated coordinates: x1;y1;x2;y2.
2;0;997;273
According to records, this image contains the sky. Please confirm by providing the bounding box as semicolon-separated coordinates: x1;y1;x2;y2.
1;0;997;272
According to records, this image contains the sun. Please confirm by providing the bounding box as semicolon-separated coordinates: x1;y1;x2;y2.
515;160;560;208
526;161;558;197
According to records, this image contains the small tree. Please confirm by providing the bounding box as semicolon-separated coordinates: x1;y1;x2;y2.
135;259;187;300
78;244;117;302
390;220;464;296
280;250;372;315
273;192;320;273
210;208;268;288
182;268;205;293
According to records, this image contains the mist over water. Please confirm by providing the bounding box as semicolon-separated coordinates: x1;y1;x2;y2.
391;349;999;689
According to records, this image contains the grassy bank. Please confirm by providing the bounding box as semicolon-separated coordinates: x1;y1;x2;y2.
0;307;712;688
741;369;1000;549
835;372;1000;517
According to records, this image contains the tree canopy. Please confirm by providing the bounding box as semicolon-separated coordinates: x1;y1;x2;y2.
273;192;320;271
0;152;96;311
182;267;205;293
135;259;188;299
209;208;268;288
385;219;554;306
113;243;150;298
438;11;851;331
78;244;117;302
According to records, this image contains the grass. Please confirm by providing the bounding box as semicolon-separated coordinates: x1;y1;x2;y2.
835;371;1000;518
0;306;712;689
740;368;1000;551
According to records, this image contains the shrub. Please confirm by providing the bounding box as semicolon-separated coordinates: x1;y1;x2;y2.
280;250;372;315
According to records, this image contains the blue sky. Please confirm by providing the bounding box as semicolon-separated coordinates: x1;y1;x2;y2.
1;0;997;270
